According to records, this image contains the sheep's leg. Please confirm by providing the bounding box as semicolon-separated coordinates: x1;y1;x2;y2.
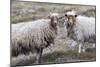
36;48;43;64
82;43;85;53
82;47;85;53
78;42;82;53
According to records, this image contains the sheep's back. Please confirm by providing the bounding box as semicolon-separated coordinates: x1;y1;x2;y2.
11;19;57;53
73;16;95;41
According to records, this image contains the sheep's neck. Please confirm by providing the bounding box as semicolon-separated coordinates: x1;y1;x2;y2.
67;21;77;36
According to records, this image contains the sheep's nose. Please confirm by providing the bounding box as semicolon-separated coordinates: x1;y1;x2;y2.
67;23;70;27
54;22;57;26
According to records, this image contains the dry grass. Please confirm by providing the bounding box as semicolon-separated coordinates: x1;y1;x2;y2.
11;48;96;66
11;1;95;24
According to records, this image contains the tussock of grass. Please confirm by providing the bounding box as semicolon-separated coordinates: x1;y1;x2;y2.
41;49;96;63
11;47;96;66
11;53;36;66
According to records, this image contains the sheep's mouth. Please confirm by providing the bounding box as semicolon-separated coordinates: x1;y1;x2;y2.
54;23;57;27
67;31;73;37
66;22;73;28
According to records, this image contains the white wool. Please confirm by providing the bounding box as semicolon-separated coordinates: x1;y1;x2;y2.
50;13;59;17
17;19;50;35
65;14;95;53
12;22;28;33
74;16;95;40
66;10;95;39
66;11;76;16
11;13;59;66
12;13;59;47
12;19;51;41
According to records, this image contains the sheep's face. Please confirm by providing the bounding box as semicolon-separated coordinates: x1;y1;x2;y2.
48;13;59;29
64;14;77;36
65;14;77;28
50;16;58;30
51;16;59;29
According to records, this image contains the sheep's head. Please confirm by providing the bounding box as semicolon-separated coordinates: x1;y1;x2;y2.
64;11;77;36
64;11;77;28
49;13;59;29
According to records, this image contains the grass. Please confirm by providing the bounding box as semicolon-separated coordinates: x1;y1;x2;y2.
81;9;96;17
11;48;95;66
11;1;95;24
42;49;96;64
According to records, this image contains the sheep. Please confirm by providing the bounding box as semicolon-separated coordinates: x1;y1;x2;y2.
11;13;59;64
64;11;96;53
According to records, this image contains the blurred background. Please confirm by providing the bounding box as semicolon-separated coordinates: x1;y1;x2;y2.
11;1;95;24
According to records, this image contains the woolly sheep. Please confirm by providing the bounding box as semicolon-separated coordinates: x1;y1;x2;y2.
11;13;59;64
64;11;96;53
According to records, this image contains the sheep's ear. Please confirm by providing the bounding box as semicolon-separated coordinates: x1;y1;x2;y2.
75;15;77;17
65;14;67;16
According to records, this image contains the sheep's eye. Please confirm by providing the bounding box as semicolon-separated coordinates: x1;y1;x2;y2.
65;14;67;16
75;15;77;17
